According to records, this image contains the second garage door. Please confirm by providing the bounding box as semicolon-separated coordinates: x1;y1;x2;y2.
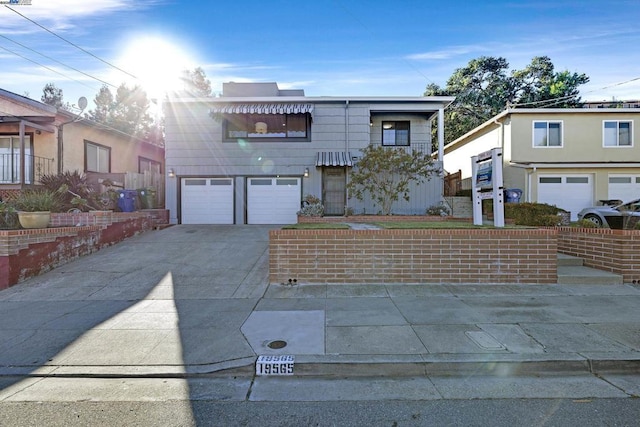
608;175;640;202
537;175;593;220
247;177;300;224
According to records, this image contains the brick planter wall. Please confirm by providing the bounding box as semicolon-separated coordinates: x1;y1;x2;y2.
557;227;640;283
270;228;558;285
297;215;473;224
0;212;159;290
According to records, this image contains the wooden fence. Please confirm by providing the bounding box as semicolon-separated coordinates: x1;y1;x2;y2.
444;169;462;196
87;171;164;208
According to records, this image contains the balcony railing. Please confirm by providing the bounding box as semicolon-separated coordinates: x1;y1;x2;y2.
0;153;55;184
374;142;432;154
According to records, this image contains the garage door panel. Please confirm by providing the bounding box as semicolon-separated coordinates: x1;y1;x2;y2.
537;175;592;221
248;177;300;224
608;175;640;202
181;178;234;224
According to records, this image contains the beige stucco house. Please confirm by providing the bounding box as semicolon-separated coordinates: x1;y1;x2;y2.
0;88;164;200
443;108;640;219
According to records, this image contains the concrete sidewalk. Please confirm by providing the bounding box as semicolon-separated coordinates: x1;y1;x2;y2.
0;225;639;380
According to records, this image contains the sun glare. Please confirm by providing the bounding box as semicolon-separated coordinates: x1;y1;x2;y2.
116;35;196;100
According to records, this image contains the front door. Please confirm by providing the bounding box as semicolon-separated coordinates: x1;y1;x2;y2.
322;167;346;216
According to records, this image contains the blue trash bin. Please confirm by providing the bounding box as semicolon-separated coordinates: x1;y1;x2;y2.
117;189;138;212
504;189;522;203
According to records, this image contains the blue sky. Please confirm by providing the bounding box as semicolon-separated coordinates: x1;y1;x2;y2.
1;0;640;111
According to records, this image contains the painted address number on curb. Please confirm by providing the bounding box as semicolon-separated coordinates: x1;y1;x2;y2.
256;355;295;376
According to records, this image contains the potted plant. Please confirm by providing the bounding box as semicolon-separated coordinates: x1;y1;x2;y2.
11;189;61;229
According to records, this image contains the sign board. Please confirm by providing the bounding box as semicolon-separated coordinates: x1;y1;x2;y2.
256;355;295;376
475;160;493;189
471;148;504;227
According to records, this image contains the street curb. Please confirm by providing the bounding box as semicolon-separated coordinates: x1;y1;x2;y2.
2;354;638;378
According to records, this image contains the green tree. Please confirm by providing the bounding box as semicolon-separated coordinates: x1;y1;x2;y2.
426;56;589;144
110;83;153;137
87;85;114;123
41;83;71;110
512;56;588;108
347;145;440;215
180;67;212;97
87;83;155;140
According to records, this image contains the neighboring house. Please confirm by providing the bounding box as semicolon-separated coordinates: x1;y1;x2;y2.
0;88;164;199
163;82;454;224
443;108;640;219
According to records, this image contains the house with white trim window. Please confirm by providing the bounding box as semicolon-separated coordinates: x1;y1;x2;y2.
163;82;454;224
443;108;640;219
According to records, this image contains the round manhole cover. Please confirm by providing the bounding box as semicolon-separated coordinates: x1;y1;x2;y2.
267;340;287;349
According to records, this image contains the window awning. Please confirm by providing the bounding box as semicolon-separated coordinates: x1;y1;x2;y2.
210;103;314;115
316;151;353;167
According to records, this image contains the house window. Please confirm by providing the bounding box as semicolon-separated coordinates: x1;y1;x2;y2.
139;157;161;174
224;113;310;140
0;134;32;183
533;121;562;147
603;121;632;147
85;140;110;173
382;121;410;146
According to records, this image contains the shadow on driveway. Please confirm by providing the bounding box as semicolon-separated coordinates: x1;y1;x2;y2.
0;225;275;422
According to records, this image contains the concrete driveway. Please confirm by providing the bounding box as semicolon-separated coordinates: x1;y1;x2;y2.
0;225;276;377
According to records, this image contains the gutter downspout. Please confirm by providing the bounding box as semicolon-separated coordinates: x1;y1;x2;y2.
509;163;536;204
56;116;84;174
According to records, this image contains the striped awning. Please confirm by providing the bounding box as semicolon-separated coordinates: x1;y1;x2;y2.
210;103;314;115
316;151;353;167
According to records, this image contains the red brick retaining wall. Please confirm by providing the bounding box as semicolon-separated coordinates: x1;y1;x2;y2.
0;212;159;290
269;228;558;285
557;227;640;283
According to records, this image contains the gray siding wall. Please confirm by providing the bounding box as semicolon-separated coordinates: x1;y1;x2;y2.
165;100;444;221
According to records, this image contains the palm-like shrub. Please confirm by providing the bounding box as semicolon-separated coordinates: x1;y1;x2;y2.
11;189;62;212
40;171;99;212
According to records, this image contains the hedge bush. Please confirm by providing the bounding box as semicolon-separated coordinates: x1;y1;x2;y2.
504;202;568;226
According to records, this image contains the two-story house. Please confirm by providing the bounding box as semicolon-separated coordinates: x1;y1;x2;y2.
443;108;640;219
0;88;164;201
163;82;454;224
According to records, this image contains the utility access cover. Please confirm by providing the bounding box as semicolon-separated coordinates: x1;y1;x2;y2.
465;331;506;350
241;310;325;355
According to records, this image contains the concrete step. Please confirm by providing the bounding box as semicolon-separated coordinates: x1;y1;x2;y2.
557;253;584;267
557;265;624;285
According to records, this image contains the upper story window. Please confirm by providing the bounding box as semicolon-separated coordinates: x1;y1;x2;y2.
224;113;310;141
603;120;632;147
382;121;410;146
85;140;110;173
533;121;562;147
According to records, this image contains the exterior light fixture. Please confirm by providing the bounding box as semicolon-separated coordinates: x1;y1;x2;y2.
168;168;175;178
304;168;309;177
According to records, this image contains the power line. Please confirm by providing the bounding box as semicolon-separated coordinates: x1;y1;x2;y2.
0;34;117;89
0;44;101;93
5;5;137;80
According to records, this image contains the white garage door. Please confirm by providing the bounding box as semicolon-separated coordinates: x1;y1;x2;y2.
537;175;593;220
247;177;300;224
181;178;234;224
608;175;640;202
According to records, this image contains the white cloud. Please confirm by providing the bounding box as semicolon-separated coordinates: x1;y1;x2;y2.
406;45;484;61
0;0;161;32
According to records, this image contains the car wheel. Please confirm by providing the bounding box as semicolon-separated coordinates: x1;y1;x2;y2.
583;214;603;227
